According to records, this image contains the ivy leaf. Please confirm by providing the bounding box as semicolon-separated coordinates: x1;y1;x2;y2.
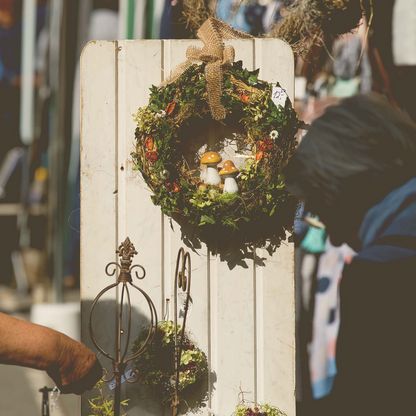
199;215;215;225
234;60;243;70
248;74;258;86
221;218;237;229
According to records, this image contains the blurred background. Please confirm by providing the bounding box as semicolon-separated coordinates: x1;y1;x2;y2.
0;0;414;414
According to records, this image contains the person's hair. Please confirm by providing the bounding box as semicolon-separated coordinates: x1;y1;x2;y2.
284;94;416;228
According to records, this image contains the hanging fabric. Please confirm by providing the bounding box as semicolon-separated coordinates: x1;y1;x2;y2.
263;0;283;33
309;242;355;399
301;226;327;254
216;0;250;32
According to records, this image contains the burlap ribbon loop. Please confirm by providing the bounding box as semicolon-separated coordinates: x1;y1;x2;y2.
165;18;252;120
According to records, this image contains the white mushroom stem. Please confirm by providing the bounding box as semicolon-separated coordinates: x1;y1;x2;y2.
223;175;238;194
200;165;207;182
205;164;221;185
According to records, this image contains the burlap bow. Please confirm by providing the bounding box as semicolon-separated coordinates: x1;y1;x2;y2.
165;18;252;120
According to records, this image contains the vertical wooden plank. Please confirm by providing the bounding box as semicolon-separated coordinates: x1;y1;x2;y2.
256;244;295;415
116;39;164;316
163;37;210;345
209;39;258;415
80;40;117;415
255;38;295;101
163;39;211;416
116;39;165;415
254;39;296;415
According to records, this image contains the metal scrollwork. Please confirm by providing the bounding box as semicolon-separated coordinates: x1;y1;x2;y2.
89;237;158;416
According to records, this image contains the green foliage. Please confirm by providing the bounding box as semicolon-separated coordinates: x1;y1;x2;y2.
88;379;129;416
132;60;302;267
234;403;287;416
132;321;209;414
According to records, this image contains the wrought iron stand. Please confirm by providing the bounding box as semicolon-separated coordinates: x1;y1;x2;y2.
88;237;195;415
172;248;192;416
89;237;158;416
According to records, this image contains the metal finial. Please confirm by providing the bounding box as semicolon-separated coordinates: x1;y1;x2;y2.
116;237;137;262
116;237;138;283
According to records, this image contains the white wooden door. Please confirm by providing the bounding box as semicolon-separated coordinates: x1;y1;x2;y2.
81;39;295;416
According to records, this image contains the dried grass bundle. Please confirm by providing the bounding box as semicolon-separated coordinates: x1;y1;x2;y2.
269;0;363;56
180;0;364;57
182;0;213;34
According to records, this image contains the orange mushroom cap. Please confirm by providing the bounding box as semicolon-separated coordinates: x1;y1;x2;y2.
219;160;239;176
222;160;235;169
201;151;222;165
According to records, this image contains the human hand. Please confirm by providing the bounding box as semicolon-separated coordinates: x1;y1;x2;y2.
47;334;102;395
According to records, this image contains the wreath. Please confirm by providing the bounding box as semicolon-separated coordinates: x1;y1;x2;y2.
132;19;302;266
133;321;209;413
133;60;301;264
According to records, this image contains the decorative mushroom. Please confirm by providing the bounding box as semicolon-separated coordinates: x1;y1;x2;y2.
200;165;207;182
201;151;222;186
219;160;239;194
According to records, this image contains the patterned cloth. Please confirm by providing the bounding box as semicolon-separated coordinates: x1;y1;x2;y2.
309;241;355;399
306;178;416;400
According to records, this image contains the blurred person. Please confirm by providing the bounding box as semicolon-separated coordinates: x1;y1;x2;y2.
0;0;22;156
0;312;102;395
0;0;46;287
365;0;416;121
391;0;416;121
285;94;416;415
0;0;23;288
0;0;46;162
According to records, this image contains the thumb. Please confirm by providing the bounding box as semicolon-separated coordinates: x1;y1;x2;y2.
60;358;103;395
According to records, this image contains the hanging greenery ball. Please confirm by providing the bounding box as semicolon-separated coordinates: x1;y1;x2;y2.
133;321;209;412
234;403;287;416
133;61;301;265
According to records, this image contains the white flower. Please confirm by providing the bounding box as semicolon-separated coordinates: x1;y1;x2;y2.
269;130;279;140
155;110;166;118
